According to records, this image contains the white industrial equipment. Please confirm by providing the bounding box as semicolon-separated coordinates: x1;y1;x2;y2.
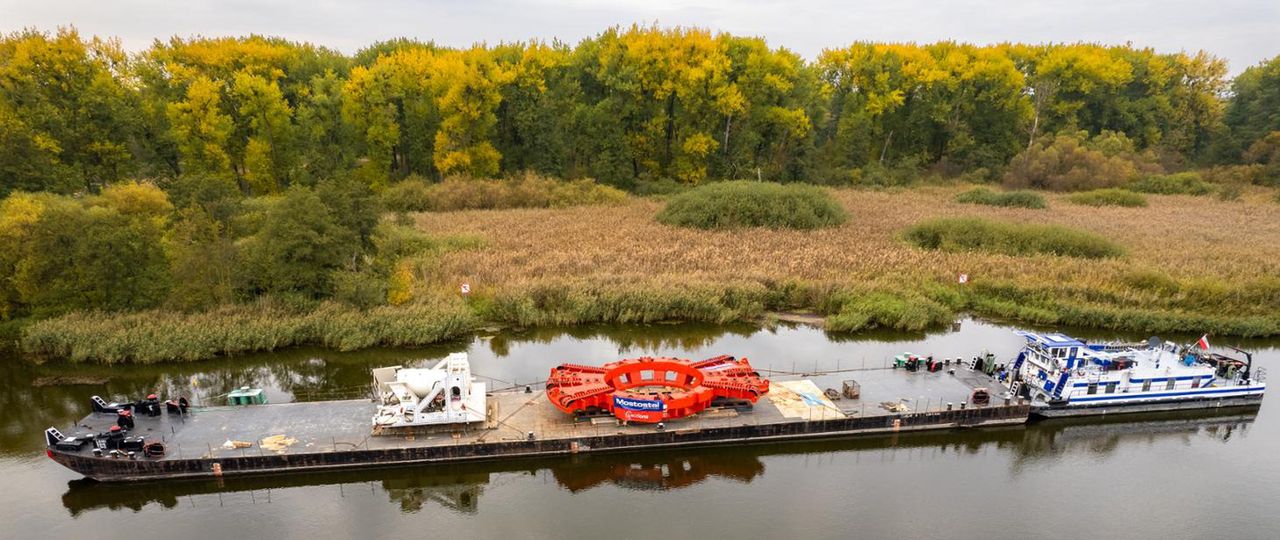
372;353;487;429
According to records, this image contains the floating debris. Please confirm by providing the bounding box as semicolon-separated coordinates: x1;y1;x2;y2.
259;434;297;453
32;375;109;387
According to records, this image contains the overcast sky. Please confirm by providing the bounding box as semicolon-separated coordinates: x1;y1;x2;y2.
3;0;1277;73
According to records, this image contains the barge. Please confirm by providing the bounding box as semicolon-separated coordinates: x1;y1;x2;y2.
45;353;1026;482
1006;332;1267;418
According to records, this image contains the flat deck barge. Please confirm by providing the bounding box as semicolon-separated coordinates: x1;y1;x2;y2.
49;368;1028;482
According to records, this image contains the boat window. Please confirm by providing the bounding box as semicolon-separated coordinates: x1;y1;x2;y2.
1087;383;1098;395
665;371;679;382
640;370;654;381
1105;382;1117;394
1191;377;1200;388
1142;380;1151;392
1166;378;1177;390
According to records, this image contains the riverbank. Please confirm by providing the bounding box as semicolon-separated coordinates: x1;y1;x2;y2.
16;185;1280;363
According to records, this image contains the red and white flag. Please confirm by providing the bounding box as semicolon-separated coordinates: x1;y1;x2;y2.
1196;334;1210;350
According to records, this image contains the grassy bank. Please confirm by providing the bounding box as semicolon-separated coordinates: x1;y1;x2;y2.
903;217;1125;258
18;185;1280;363
20;298;477;363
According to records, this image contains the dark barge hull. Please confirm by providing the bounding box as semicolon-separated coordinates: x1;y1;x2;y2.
51;404;1029;482
1031;394;1264;419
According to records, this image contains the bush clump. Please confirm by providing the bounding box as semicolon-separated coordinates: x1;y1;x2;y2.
1003;131;1160;192
954;188;1047;209
381;173;627;212
1127;172;1213;195
656;181;848;230
1067;188;1148;207
380;175;434;212
903;217;1124;259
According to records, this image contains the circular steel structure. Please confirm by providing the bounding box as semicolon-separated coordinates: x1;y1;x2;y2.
545;355;770;423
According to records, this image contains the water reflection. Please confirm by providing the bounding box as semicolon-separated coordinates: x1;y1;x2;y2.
4;317;1275;537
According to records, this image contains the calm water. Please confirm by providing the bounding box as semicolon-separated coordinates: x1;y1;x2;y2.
2;318;1277;540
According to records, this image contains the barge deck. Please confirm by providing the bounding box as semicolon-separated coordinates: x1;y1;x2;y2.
50;368;1027;482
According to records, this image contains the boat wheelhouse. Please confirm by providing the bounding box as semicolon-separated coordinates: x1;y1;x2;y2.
1007;331;1266;418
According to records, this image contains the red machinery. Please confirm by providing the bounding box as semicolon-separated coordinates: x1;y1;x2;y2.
546;355;770;423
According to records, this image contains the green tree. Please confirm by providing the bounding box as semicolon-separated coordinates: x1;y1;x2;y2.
233;71;296;193
237;186;356;297
296;71;356;182
431;49;506;177
167;76;235;176
0;28;140;193
1223;55;1280;162
15;204;170;314
167;206;236;309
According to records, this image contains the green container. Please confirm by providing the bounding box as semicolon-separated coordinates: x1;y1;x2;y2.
227;387;267;406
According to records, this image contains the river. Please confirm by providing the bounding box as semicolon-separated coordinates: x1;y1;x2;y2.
2;318;1276;539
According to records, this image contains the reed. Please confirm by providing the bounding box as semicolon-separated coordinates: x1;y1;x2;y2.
1127;173;1214;195
412;186;1280;336
1067;188;1148;207
20;297;477;363
656;181;848;230
381;173;627;213
954;188;1047;209
903;217;1126;259
22;185;1280;362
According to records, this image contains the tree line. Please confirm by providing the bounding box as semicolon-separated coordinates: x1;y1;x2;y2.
3;26;1280;323
3;25;1280;197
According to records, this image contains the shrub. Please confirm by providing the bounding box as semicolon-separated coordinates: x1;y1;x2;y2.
656;181;849;230
383;173;627;212
1068;188;1148;207
849;159;926;188
1217;183;1244;201
903;217;1124;259
633;178;690;196
331;270;388;309
380;175;433;212
1128;172;1214;195
161;172;242;222
826;291;953;332
93;181;174;217
954;188;1047;209
1003;131;1158;192
1201;164;1264;186
1243;131;1280;186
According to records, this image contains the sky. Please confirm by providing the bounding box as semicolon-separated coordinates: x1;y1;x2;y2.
2;0;1278;73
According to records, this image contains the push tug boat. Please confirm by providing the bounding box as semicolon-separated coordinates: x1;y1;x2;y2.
1007;331;1267;418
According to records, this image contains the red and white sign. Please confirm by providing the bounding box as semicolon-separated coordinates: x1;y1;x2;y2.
958;273;969;284
460;283;471;295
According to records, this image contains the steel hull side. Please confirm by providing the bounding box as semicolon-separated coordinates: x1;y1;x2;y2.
1032;393;1264;418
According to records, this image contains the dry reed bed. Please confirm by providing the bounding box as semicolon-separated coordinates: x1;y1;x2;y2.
415;186;1280;291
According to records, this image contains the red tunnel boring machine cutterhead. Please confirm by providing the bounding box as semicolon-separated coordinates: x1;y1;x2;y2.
545;355;770;423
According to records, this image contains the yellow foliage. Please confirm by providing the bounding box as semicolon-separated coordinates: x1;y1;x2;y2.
94;181;173;218
0;192;48;238
387;260;414;306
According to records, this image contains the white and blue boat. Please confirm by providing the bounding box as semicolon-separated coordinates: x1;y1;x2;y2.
1006;331;1266;418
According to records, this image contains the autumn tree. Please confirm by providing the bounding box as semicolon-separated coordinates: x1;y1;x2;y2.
0;29;140;194
1223;55;1280;162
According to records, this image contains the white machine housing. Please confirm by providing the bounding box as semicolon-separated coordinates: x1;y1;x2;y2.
372;353;487;428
